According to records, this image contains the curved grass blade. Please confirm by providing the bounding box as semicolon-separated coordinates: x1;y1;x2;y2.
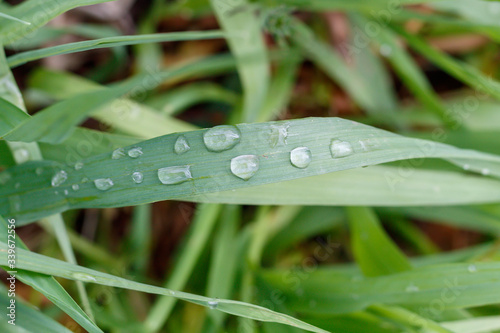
0;0;116;45
6;30;225;68
2;117;500;223
0;241;329;333
0;97;29;135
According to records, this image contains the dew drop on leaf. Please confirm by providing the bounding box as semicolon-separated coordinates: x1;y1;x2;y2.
230;155;259;180
72;273;97;282
13;148;30;163
330;139;354;158
290;147;312;169
158;166;192;185
269;124;289;147
203;125;241;152
467;264;477;273
94;178;114;191
132;171;144;184
72;184;79;191
174;135;190;155
74;162;83;170
51;170;68;187
208;298;219;310
128;147;143;158
112;147;126;160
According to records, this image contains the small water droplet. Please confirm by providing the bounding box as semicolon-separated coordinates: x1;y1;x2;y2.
51;170;68;187
158;166;192;185
82;177;89;182
35;167;43;175
481;169;490;176
72;184;80;191
15;182;20;189
467;264;477;273
463;164;470;171
230;155;259;180
64;189;69;196
203;125;241;152
74;162;83;170
0;172;11;184
290;147;312;169
128;147;143;158
72;273;97;282
112;148;126;160
174;135;190;155
208;298;219;310
330;139;354;158
405;283;419;293
94;178;114;191
132;171;144;184
379;44;392;57
269;124;289;147
13;148;30;163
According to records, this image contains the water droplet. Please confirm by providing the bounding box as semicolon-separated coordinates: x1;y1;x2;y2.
74;162;83;170
158;165;192;185
82;177;89;183
13;148;30;163
208;298;219;309
379;44;392;57
269;124;289;147
405;283;419;293
203;125;241;152
230;155;259;180
463;164;470;171
15;182;20;189
9;195;21;212
94;178;114;191
72;184;79;191
481;169;490;176
132;171;144;184
0;172;11;184
72;273;97;282
467;264;477;273
35;167;43;175
51;170;68;187
330;139;354;158
128;147;143;158
64;189;69;196
174;135;190;155
290;147;312;169
112;147;125;160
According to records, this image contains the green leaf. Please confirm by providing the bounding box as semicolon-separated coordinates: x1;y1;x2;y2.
6;30;225;68
0;241;329;333
0;97;29;136
347;207;412;277
2;117;500;223
0;0;117;45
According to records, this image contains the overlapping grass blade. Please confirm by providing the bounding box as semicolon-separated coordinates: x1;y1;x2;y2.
0;0;116;45
210;0;270;122
3;117;500;223
6;30;225;68
0;241;329;333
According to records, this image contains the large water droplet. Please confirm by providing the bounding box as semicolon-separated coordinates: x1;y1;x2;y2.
230;155;259;180
74;162;83;170
467;264;477;273
51;170;68;187
208;298;219;310
72;273;97;282
72;184;80;191
174;135;190;155
132;171;144;184
128;147;143;158
13;148;30;163
330;139;354;158
158;166;192;185
203;125;241;152
269;124;289;147
112;148;126;160
94;178;114;191
0;172;11;184
290;147;312;169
